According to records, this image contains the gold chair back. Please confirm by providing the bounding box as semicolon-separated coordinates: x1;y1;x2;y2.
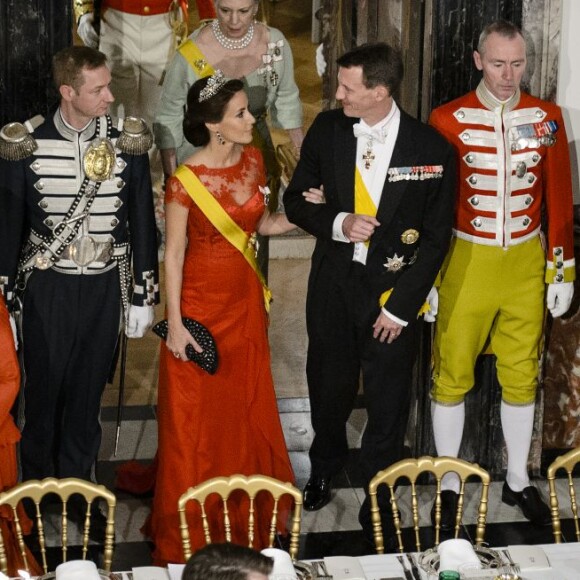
547;446;580;543
0;477;116;574
178;474;302;561
369;456;490;553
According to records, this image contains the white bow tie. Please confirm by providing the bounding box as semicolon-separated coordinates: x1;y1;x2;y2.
353;122;387;144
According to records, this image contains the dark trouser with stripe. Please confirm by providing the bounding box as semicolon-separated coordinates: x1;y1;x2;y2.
20;267;121;481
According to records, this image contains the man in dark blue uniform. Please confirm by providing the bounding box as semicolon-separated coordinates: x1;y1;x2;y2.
0;46;159;485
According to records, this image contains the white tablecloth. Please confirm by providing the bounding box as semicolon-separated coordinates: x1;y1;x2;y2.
15;544;577;580
306;543;580;579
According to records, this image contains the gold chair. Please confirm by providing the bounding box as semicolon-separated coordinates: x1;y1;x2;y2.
369;456;490;553
0;477;116;575
178;474;302;561
547;446;580;543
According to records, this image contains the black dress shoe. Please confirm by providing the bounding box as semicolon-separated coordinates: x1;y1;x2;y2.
501;482;551;526
431;489;459;531
303;476;332;511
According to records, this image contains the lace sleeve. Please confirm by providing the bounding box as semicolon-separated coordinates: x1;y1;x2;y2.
165;174;194;209
247;146;267;188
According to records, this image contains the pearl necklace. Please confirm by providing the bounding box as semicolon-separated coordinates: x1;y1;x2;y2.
212;19;255;50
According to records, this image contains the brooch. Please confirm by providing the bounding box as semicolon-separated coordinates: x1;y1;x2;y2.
248;232;260;258
259;185;271;207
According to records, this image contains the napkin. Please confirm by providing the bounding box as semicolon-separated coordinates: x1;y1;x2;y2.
438;538;482;572
261;548;297;579
167;563;186;580
55;560;101;580
132;566;170;580
507;545;550;571
323;556;366;579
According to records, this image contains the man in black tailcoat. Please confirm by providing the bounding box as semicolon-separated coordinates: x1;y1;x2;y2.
283;42;456;541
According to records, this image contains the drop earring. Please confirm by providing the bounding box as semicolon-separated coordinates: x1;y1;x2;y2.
216;131;226;145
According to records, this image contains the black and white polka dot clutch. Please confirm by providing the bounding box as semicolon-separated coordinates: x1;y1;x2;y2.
152;317;218;375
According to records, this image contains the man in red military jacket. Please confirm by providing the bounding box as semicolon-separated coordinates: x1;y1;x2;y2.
429;20;575;529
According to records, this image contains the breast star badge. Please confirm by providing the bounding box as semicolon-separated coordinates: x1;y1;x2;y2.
383;253;406;272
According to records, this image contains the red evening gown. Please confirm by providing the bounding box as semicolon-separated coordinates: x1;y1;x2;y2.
0;296;42;576
148;146;295;565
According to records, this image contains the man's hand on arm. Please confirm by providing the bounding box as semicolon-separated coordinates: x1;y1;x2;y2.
372;310;404;344
342;214;380;243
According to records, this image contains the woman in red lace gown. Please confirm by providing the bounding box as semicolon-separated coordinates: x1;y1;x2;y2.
138;75;322;565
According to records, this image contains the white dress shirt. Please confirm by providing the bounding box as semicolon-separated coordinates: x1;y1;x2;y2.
331;102;407;325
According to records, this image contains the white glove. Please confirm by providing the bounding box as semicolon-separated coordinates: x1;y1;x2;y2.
423;287;439;323
77;13;99;48
315;43;327;77
125;305;154;338
546;282;574;318
9;314;18;350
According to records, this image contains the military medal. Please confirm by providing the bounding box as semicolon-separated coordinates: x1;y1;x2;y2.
401;229;419;244
383;253;406;272
83;137;116;182
362;139;375;169
388;165;443;182
510;120;558;151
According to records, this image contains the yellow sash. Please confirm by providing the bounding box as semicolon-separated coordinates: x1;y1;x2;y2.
354;167;377;248
179;39;215;77
174;165;272;312
357;168;432;317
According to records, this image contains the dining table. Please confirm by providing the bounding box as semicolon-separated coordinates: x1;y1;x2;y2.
7;543;580;580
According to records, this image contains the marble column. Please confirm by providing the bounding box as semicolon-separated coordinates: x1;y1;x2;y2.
0;0;72;126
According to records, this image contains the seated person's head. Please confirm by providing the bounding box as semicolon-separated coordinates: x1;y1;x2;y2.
182;543;273;580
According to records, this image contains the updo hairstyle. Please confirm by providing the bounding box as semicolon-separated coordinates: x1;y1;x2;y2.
183;77;245;147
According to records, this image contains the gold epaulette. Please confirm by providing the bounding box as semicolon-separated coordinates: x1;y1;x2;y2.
74;0;94;23
116;117;153;155
0;121;38;161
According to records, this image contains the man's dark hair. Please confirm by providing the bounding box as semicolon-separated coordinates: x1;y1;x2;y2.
337;42;404;95
52;46;108;92
477;20;525;54
182;543;274;580
183;77;245;147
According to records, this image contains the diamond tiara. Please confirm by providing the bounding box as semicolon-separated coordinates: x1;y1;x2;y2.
199;70;228;102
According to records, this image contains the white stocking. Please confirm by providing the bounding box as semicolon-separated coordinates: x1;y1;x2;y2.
431;401;465;492
501;400;534;491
